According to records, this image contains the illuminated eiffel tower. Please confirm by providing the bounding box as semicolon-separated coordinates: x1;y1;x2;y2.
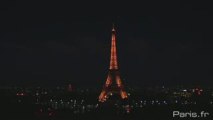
99;24;128;102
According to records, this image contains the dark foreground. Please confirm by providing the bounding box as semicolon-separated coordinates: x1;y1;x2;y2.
1;101;212;120
0;86;212;120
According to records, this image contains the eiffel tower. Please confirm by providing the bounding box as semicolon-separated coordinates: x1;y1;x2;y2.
99;24;128;102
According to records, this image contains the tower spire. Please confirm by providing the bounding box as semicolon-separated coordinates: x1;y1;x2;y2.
112;23;115;31
110;24;118;70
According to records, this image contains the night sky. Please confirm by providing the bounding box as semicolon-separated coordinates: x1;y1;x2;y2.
1;0;213;87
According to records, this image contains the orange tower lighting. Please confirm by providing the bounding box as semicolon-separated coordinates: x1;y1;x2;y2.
99;24;128;102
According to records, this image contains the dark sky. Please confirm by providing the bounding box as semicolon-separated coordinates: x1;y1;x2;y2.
1;0;213;87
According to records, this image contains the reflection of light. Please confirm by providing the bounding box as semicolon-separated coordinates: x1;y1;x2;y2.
95;104;98;108
125;105;131;113
48;112;52;116
198;91;201;95
16;93;25;96
126;110;130;113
